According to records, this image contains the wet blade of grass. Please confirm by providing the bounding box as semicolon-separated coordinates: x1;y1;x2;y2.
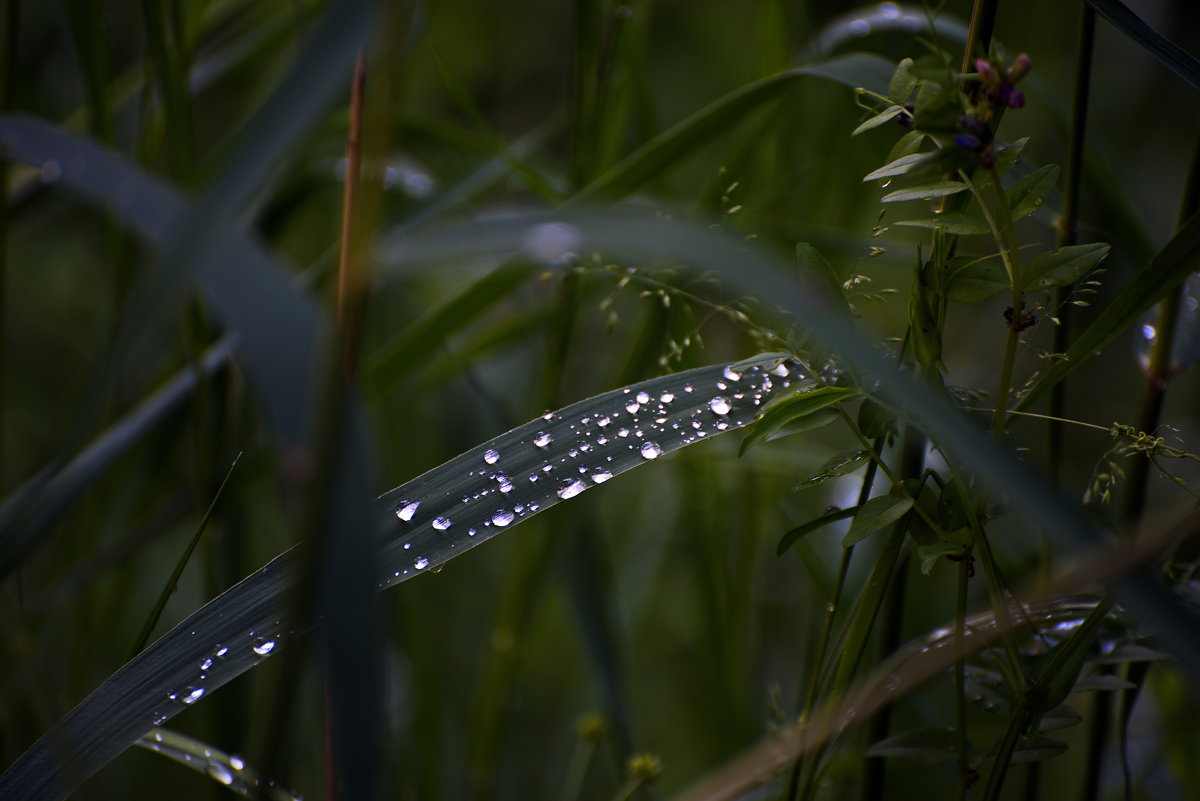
135;727;298;800
0;353;798;800
1085;0;1200;91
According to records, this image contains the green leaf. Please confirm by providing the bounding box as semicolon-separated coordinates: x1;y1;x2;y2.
857;398;897;439
776;506;860;555
917;541;963;575
1007;163;1060;220
851;104;905;136
946;256;1009;302
866;726;960;764
740;385;859;456
975;137;1029;189
761;407;841;441
1022;243;1110;290
794;449;872;490
795;242;849;310
843;494;914;547
135;728;296;800
895;212;992;236
886;130;926;163
1039;703;1083;731
880;181;968;203
863;152;935;182
1019;209;1200;411
1009;735;1069;764
1072;673;1137;692
1087;0;1200;91
888;57;918;103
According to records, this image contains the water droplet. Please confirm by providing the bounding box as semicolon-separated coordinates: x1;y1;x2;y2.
432;517;452;530
207;762;234;785
618;428;630;437
625;400;640;414
660;392;675;403
543;412;554;421
683;384;694;392
497;475;514;493
200;657;213;671
215;645;228;658
771;362;790;377
558;479;587;499
636;391;650;404
253;639;276;656
483;448;500;464
597;415;611;427
709;397;732;415
723;365;741;381
597;435;608;444
183;687;206;705
414;557;429;569
395;501;419;521
591;470;613;483
492;509;515;526
1142;324;1156;341
640;442;662;460
533;431;552;448
230;755;245;771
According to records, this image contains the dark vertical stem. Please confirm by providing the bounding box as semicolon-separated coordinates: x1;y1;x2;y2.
337;54;369;373
0;0;18;495
959;0;1000;76
1049;4;1096;488
1079;666;1115;801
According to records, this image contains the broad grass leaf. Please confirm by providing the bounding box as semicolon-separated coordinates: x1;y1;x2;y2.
946;257;1008;302
1019;209;1200;411
895;212;992;236
1022;243;1110;290
865;726;960;764
739;385;858;457
863;152;934;182
842;494;914;547
880;181;968;203
776;506;859;555
851;104;905;136
794;449;871;489
1007;163;1060;220
0;354;799;801
1086;0;1200;91
570;54;894;205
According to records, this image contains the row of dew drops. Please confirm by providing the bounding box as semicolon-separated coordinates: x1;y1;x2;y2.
390;358;800;576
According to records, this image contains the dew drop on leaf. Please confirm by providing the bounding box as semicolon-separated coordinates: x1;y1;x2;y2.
432;517;452;530
483;448;500;464
625;400;640;414
557;479;587;499
591;470;613;483
723;365;741;381
395;501;419;521
640;442;662;460
182;687;205;705
636;391;650;404
709;397;732;415
533;431;552;448
253;639;276;656
414;557;429;570
492;509;515;527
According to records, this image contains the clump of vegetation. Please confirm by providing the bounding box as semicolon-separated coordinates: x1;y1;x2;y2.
2;2;1199;800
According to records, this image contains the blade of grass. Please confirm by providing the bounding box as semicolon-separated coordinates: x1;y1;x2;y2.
1085;0;1200;91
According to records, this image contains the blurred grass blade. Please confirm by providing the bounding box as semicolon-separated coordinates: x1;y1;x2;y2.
567;53;895;205
0;354;799;801
136;728;298;800
0;334;237;571
363;261;539;398
1085;0;1200;91
1019;209;1200;411
777;506;860;556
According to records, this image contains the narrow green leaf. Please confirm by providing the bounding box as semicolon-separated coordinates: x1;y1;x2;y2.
975;137;1029;189
946;256;1008;302
866;726;959;764
1022;243;1110;290
851;104;904;136
136;728;297;800
776;506;860;555
895;212;991;236
1019;209;1200;411
1072;673;1138;692
886;129;925;163
760;407;841;443
794;449;871;490
857;398;896;439
863;152;934;182
1086;0;1200;91
880;181;968;203
888;57;917;103
1007;163;1060;220
1008;735;1069;765
842;494;914;547
740;385;859;456
1039;703;1083;731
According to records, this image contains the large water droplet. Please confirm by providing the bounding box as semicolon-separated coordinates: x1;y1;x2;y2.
207;762;234;786
533;431;552;448
625;400;640;414
597;415;611;427
200;657;213;671
591;470;613;483
414;557;429;569
183;687;206;705
636;391;650;404
558;479;587;499
640;442;662;460
432;517;452;530
660;392;675;403
483;448;500;464
772;362;790;377
253;639;276;656
230;755;245;771
723;365;741;381
395;501;419;521
492;509;515;527
709;397;732;415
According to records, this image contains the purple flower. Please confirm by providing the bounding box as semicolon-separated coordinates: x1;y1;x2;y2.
957;115;990;138
955;133;982;152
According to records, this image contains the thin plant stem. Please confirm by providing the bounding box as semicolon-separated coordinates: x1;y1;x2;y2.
958;0;1000;80
0;0;18;495
954;550;971;801
337;53;368;373
1049;4;1096;488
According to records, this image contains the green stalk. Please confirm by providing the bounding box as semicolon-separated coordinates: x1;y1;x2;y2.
0;0;17;494
1049;4;1096;487
954;547;971;800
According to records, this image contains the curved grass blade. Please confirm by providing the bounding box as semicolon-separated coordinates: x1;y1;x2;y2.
0;354;799;801
1019;209;1200;411
0;333;238;567
136;728;298;801
1086;0;1200;92
566;54;895;206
